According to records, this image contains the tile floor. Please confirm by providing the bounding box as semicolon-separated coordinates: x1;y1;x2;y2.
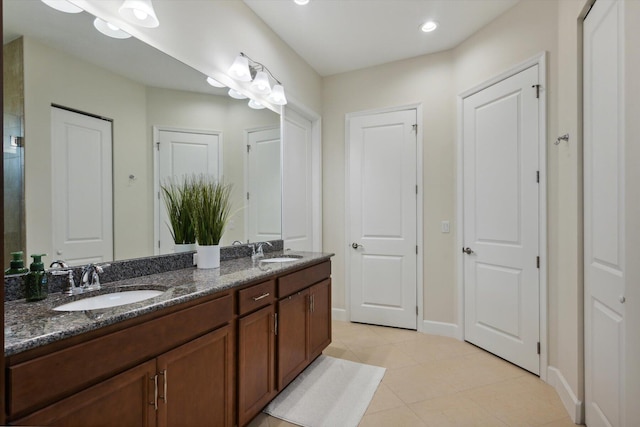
249;320;582;427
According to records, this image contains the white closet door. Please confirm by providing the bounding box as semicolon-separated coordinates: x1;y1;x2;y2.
51;107;113;265
584;1;626;426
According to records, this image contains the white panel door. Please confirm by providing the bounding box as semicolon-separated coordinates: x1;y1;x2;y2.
246;126;281;243
584;1;626;425
52;107;113;266
282;108;313;251
157;130;221;254
462;65;540;374
349;109;417;330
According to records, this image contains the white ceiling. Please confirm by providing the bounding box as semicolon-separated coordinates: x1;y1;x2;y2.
243;0;520;76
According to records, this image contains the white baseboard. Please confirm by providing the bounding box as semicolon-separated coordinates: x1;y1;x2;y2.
547;366;584;424
421;320;460;339
331;308;348;322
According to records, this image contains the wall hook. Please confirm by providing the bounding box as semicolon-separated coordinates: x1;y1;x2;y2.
555;133;569;145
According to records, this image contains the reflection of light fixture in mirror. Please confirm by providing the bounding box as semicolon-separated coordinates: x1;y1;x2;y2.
41;0;83;13
119;0;160;28
294;0;310;5
251;71;271;94
228;55;252;82
228;89;248;100
93;18;132;39
248;99;265;110
267;84;288;106
206;77;226;88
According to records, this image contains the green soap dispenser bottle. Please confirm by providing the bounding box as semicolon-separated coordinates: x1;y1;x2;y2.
5;251;29;275
25;254;48;302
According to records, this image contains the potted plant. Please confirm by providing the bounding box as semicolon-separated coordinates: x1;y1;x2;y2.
160;175;197;253
191;174;233;269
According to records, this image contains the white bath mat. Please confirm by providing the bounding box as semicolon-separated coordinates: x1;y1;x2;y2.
264;355;385;427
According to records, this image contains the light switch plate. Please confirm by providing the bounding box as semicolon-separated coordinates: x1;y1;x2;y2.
441;221;450;233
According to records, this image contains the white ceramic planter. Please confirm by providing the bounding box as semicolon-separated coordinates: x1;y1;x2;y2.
197;244;220;269
174;243;196;253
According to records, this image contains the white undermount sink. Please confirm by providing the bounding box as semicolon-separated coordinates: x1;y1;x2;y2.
260;257;300;263
53;290;163;312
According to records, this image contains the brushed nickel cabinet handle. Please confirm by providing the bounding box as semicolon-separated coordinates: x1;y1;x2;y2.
252;292;270;301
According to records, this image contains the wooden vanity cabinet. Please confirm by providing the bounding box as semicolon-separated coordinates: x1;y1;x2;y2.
276;261;332;390
237;280;277;427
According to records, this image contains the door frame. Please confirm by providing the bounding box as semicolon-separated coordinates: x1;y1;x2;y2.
343;103;424;330
456;52;548;380
152;126;223;255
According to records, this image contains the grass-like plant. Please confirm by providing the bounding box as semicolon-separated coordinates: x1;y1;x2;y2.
191;175;234;246
161;175;197;245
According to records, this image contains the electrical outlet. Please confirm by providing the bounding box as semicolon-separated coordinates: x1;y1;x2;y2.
441;221;450;233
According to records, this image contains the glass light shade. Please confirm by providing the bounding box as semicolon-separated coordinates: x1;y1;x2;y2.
228;89;248;100
93;18;132;39
41;0;83;13
248;99;265;110
119;0;160;28
228;55;252;82
206;77;226;88
250;71;271;94
267;84;288;105
294;0;310;4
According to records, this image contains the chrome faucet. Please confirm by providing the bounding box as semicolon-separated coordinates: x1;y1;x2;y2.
79;263;110;292
50;268;79;296
251;241;273;261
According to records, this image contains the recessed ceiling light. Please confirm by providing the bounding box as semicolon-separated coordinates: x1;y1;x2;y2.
421;21;438;33
294;0;310;5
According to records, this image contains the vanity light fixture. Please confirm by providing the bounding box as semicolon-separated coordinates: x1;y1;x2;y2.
93;18;132;39
248;99;266;110
228;89;248;100
40;0;83;14
206;77;226;88
421;21;438;32
228;52;288;105
119;0;160;28
294;0;310;5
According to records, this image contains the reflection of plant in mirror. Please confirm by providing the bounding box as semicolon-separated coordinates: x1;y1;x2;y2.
191;175;234;246
160;176;197;245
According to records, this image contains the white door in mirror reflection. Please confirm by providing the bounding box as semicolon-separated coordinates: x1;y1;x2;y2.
246;126;281;243
156;129;222;254
52;107;113;266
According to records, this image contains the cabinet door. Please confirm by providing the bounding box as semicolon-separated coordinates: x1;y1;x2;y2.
309;279;332;360
238;305;277;427
156;326;233;427
14;360;157;427
277;289;310;390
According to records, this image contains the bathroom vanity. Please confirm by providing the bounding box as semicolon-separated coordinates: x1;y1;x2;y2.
4;253;332;427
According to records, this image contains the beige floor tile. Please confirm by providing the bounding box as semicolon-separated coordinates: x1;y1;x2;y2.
409;394;509;427
382;364;458;403
364;383;406;414
350;342;419;370
359;405;427;427
541;418;583;427
365;324;425;344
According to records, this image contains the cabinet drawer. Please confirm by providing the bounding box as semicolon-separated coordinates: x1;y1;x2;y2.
278;261;331;298
8;293;232;418
238;280;275;316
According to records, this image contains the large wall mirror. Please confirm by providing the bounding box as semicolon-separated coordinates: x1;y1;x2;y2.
3;0;282;267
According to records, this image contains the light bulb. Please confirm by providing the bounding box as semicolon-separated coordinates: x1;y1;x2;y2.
251;71;271;95
294;0;310;5
94;17;132;39
228;55;251;82
421;21;438;33
133;9;148;21
119;0;159;28
267;84;288;105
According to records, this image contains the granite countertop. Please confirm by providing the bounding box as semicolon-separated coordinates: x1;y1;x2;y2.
5;251;332;357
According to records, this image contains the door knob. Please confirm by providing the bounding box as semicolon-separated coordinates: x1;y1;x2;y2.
462;247;474;255
619;296;626;304
351;243;363;249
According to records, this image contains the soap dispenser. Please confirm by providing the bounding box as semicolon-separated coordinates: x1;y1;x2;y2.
25;254;49;302
5;251;29;275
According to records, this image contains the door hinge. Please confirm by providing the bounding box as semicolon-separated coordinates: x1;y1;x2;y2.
157;191;160;200
158;240;161;249
274;313;278;336
536;171;540;183
416;185;418;195
246;192;250;200
247;144;251;153
156;141;160;150
537;342;541;355
536;256;540;268
532;84;541;99
416;306;418;315
412;124;418;132
416;245;418;255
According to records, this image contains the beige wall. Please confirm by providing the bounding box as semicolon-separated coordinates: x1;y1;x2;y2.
23;36;149;261
322;0;590;418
